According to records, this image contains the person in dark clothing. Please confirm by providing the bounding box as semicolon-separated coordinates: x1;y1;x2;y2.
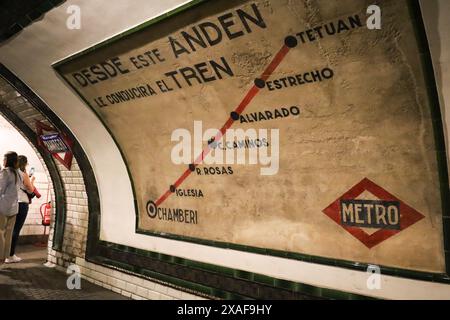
5;155;34;263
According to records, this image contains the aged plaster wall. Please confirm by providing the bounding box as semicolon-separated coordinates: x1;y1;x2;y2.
0;0;448;299
56;0;445;273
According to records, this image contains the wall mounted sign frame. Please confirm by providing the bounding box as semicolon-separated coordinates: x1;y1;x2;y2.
52;0;450;295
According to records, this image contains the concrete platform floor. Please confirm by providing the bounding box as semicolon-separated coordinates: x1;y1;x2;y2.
0;245;129;300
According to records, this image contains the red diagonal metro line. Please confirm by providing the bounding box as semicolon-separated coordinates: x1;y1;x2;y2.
154;38;295;207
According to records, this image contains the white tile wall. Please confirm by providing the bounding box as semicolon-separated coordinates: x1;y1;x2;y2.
47;257;205;300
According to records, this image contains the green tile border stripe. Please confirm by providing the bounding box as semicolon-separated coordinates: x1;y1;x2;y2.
91;240;373;300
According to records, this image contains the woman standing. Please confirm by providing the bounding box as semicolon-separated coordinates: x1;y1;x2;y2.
6;155;35;263
0;151;20;265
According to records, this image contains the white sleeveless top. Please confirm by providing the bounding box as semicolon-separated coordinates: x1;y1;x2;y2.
0;168;20;216
18;171;29;203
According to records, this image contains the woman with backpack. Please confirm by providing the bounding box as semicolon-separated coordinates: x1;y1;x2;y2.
0;151;20;265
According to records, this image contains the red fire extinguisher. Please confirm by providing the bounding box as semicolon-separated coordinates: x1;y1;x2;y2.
40;201;51;226
34;181;52;248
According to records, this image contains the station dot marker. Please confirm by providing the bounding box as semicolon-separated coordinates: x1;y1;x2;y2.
254;78;266;89
170;185;176;193
230;112;240;121
189;164;196;172
284;36;298;48
146;201;157;218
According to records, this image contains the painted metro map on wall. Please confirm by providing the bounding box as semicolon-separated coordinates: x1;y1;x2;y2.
56;0;445;273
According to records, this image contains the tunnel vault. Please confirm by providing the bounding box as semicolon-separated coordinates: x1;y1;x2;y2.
0;62;343;300
0;62;327;300
0;63;100;260
1;0;450;301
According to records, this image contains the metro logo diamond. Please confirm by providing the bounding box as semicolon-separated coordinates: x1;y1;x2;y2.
322;178;425;249
36;120;74;170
